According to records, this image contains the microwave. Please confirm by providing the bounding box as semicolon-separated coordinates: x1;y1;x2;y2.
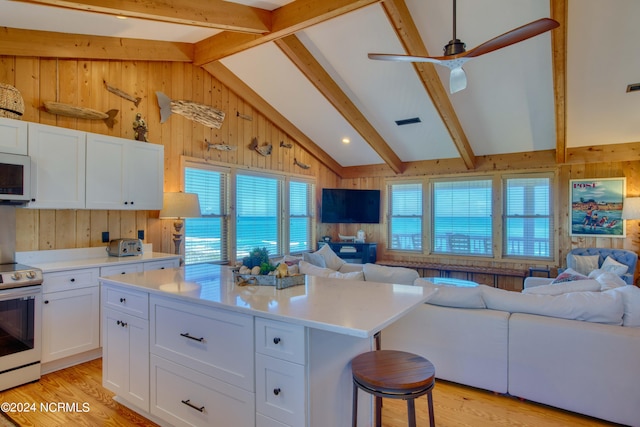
0;152;31;204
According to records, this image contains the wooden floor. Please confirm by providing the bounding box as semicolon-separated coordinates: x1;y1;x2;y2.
0;358;621;427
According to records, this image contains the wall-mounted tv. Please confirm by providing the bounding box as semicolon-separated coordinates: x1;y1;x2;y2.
321;188;380;224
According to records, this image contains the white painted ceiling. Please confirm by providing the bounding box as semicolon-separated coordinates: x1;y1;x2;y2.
2;0;639;168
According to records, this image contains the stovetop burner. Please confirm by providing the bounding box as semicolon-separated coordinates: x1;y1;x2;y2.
0;263;43;289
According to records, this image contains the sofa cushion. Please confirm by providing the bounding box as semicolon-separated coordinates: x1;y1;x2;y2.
315;244;346;271
298;260;364;280
568;254;600;276
303;251;326;268
521;279;600;296
600;256;629;276
605;286;640;327
482;286;624;325
362;263;419;285
588;269;627;291
415;278;486;309
550;268;588;284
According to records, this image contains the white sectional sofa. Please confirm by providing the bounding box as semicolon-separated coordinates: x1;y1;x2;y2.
383;278;640;426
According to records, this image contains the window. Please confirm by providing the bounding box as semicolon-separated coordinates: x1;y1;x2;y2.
388;182;423;251
503;174;553;258
289;180;314;254
432;179;492;256
184;165;228;265
236;173;282;258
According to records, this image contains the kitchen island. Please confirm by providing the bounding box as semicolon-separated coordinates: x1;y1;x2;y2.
99;264;435;427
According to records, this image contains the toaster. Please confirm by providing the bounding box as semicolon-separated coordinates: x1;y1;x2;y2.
107;238;143;257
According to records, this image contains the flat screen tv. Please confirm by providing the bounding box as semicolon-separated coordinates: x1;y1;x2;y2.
321;188;380;224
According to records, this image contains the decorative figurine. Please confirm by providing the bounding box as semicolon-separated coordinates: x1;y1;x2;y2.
133;113;148;142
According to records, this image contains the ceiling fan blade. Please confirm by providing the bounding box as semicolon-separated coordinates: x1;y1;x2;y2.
464;18;559;58
367;53;441;64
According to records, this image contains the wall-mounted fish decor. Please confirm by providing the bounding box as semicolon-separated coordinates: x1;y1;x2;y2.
280;141;293;149
236;111;253;121
43;101;118;129
205;138;237;151
294;158;310;169
156;91;225;129
104;80;142;107
249;137;272;157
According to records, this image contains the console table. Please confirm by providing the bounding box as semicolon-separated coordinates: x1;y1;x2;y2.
318;241;377;264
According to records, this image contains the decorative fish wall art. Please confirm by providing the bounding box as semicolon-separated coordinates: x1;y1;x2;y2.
280;141;293;149
294;158;310;169
43;101;118;129
249;137;272;157
205;138;237;151
236;111;252;121
156;91;225;129
104;80;142;107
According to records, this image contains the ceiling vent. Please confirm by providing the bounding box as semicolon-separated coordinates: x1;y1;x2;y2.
395;117;421;126
626;83;640;93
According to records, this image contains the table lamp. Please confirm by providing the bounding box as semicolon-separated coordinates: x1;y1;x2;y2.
621;197;640;222
159;192;201;255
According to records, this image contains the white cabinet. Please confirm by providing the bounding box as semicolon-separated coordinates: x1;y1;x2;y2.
102;284;149;412
27;123;86;208
0;117;28;155
143;258;179;271
41;268;100;363
85;134;163;210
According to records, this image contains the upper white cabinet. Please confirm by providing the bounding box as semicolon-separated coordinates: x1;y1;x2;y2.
28;123;86;209
0;117;28;155
85;134;163;210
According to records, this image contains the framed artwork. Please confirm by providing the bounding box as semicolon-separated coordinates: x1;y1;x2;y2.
570;178;626;237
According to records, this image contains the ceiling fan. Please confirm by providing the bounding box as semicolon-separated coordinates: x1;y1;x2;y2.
368;0;559;94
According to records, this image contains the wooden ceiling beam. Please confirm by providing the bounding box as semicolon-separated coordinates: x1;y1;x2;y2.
12;0;271;34
275;35;405;174
202;61;346;178
0;26;193;61
380;0;476;170
194;0;381;66
551;0;568;164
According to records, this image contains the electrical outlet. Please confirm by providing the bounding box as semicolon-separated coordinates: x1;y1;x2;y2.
102;232;109;243
138;230;144;240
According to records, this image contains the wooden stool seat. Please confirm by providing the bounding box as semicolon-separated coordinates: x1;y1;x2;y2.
351;350;435;427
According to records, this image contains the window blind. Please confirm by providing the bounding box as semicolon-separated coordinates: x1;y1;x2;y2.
504;174;553;258
289;180;313;254
388;182;423;251
433;179;492;255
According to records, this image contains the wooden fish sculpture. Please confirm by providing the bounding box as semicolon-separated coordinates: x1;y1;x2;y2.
280;141;293;149
156;91;225;129
43;101;118;129
249;137;272;157
205;138;237;151
104;80;141;107
294;158;310;169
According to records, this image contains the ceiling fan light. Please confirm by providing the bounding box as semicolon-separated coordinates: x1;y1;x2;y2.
449;67;467;94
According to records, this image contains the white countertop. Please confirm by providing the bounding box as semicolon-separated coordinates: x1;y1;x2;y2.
16;245;181;272
99;264;436;338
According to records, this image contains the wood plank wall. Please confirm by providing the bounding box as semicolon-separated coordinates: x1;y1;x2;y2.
2;55;639;289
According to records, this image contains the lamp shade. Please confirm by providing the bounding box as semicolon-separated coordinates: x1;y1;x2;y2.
159;192;201;219
621;197;640;220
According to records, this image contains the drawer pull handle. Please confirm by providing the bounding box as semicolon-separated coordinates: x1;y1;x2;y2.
273;337;281;344
273;388;281;396
181;399;205;413
119;298;126;303
180;332;205;342
116;320;128;327
70;278;75;282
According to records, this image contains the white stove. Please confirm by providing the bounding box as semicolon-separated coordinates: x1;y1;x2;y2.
0;263;43;290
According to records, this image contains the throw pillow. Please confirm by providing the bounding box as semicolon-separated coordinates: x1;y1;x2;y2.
567;254;600;276
328;270;365;280
414;278;486;309
298;260;334;277
362;263;419;285
600;256;629;276
605;286;640;327
316;244;346;271
589;269;627;291
303;251;326;268
522;279;600;296
550;268;588;284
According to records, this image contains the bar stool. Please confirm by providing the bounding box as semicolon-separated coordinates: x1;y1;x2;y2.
351;350;435;427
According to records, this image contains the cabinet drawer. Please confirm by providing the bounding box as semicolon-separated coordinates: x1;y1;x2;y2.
43;268;99;293
102;284;148;319
257;414;290;427
256;354;306;427
256;317;306;364
150;296;254;391
150;355;254;427
144;259;179;271
100;263;143;277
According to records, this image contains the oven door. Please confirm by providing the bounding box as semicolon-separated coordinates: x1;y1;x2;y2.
0;285;41;373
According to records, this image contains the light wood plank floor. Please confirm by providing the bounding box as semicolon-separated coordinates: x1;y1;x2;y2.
0;358;622;426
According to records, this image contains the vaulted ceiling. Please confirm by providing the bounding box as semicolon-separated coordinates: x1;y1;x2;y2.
2;0;639;178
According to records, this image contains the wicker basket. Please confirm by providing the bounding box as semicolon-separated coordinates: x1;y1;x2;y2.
234;272;305;290
0;83;25;119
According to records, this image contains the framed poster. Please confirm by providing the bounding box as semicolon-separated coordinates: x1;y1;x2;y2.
570;178;626;237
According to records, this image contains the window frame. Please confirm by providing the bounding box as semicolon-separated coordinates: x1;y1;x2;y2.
386;179;425;253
